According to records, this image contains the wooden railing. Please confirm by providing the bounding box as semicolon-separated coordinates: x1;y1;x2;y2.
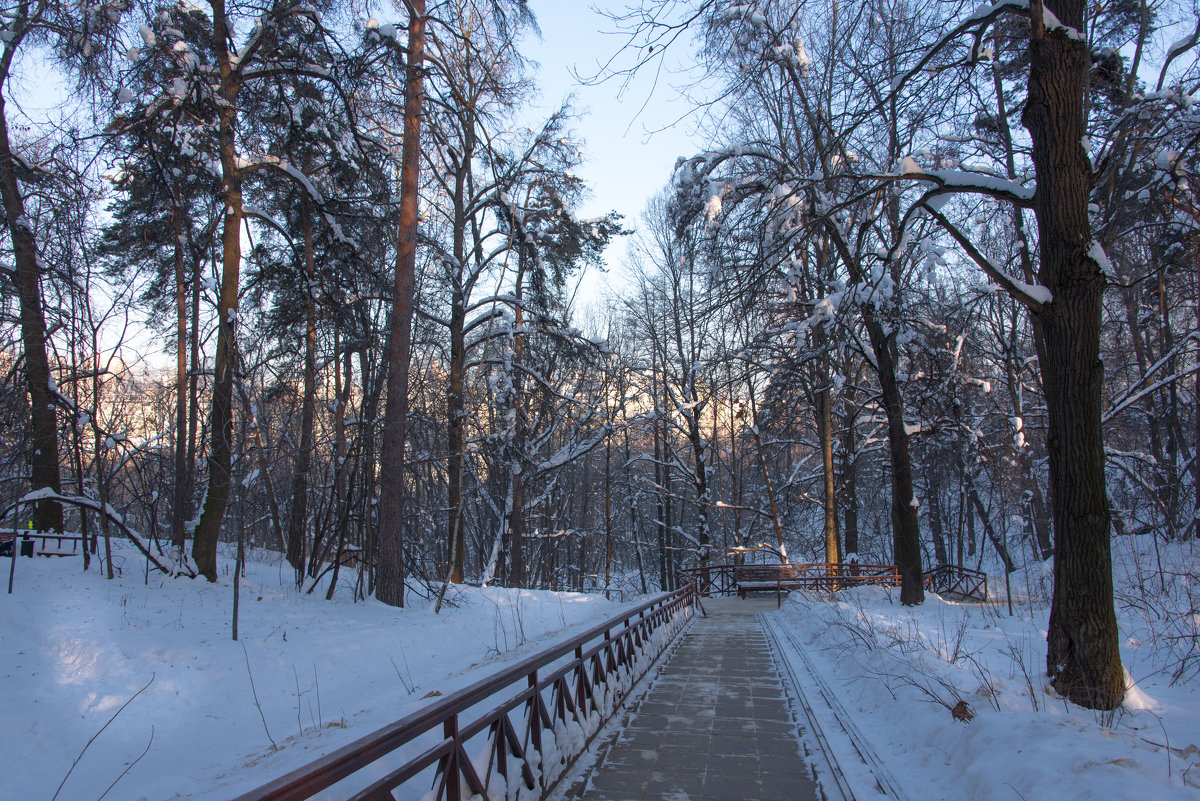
233;586;697;801
923;564;989;600
681;561;990;601
680;562;901;596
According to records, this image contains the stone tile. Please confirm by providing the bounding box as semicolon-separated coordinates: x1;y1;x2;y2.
658;731;709;750
707;733;759;757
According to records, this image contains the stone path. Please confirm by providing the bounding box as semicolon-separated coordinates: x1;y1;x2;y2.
560;597;821;801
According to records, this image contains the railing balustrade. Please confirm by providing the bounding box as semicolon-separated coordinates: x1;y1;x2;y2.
233;586;696;801
680;560;989;601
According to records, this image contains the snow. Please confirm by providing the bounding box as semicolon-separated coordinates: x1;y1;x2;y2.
1013;278;1053;305
1041;6;1083;40
1;541;633;800
1167;35;1196;60
766;536;1200;801
1090;239;1114;278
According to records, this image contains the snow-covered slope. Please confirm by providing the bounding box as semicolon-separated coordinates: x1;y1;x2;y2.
769;538;1200;801
1;542;630;800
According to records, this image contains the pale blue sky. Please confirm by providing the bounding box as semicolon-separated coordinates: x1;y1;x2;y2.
522;2;705;307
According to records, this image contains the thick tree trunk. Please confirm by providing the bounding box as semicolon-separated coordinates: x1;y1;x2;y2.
192;30;243;577
1025;0;1124;709
377;0;426;607
0;97;62;533
192;0;245;580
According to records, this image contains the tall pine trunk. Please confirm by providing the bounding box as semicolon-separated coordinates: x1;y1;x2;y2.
377;0;426;607
192;2;243;579
0;96;62;533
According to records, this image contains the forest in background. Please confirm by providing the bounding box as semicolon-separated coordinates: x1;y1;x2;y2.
0;0;1197;711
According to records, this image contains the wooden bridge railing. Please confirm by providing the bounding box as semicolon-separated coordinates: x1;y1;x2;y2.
232;585;697;801
923;564;988;600
680;561;989;601
680;562;901;596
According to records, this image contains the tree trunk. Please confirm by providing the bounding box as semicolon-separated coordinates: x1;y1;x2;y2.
377;0;426;607
286;201;318;577
359;347;380;597
817;387;840;566
186;254;201;542
604;435;613;599
445;144;470;584
925;458;949;568
172;207;189;556
840;396;859;558
1025;0;1124;710
864;313;924;604
192;0;246;580
0;96;62;533
446;287;466;583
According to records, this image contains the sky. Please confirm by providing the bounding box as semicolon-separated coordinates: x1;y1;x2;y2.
521;2;707;311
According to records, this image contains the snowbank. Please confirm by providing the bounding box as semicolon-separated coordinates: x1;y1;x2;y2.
771;550;1200;801
1;542;631;800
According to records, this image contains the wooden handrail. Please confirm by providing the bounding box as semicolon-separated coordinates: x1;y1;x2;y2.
232;586;696;801
679;562;988;601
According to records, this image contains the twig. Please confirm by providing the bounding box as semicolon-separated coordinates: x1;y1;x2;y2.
241;642;278;751
1005;783;1029;801
53;674;155;801
389;655;414;694
313;665;322;729
95;725;154;801
294;665;304;737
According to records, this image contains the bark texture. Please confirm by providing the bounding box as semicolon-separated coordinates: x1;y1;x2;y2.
0;95;63;533
1025;0;1124;709
192;0;242;580
376;0;426;607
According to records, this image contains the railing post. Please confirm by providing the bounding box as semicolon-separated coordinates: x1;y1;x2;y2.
444;714;462;801
527;669;543;791
574;645;587;718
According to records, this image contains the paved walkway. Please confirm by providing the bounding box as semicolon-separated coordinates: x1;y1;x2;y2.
561;597;821;801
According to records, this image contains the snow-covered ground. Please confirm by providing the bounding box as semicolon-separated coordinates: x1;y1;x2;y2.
770;536;1200;801
1;542;631;801
7;534;1197;801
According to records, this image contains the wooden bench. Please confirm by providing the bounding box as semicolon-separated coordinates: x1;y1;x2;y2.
733;565;805;598
0;530;89;558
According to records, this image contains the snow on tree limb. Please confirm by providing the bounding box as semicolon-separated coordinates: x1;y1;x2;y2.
881;166;1034;206
1;490;188;577
923;204;1051;310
